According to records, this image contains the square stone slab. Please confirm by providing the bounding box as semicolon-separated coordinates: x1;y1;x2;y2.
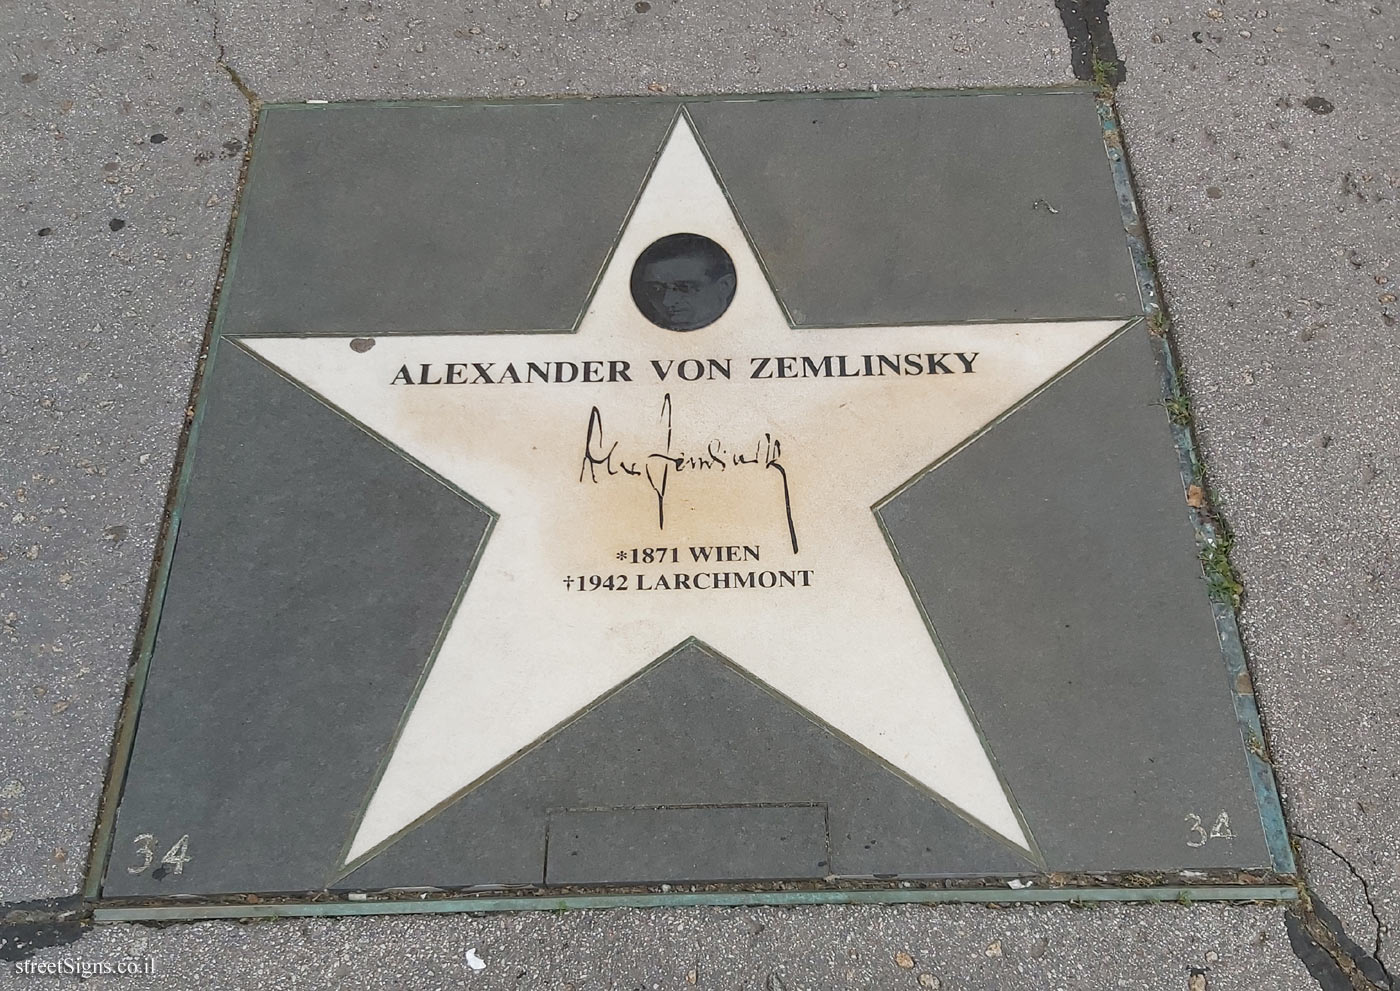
90;91;1292;913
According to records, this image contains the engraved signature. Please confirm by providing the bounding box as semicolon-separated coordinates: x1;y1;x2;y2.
578;393;799;553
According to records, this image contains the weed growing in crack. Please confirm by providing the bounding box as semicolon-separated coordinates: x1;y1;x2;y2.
1201;520;1244;609
1165;389;1191;425
1092;58;1119;96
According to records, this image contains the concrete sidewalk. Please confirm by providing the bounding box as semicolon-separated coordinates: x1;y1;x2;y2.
2;0;1395;987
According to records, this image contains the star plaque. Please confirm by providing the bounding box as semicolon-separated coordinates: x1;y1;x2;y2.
92;92;1293;913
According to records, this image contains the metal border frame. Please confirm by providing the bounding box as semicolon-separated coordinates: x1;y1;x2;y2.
90;885;1297;924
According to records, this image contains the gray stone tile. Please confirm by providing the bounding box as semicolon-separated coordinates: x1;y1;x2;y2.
95;94;1273;897
219;101;677;335
545;805;829;885
880;325;1269;871
689;91;1141;324
101;345;491;896
342;646;1034;890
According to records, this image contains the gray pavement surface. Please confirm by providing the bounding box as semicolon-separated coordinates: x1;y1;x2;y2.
1114;0;1400;975
215;0;1080;102
2;0;1397;987
1;0;248;903
7;904;1319;990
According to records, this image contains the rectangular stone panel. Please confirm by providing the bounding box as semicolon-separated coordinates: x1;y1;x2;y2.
544;805;830;885
93;91;1290;912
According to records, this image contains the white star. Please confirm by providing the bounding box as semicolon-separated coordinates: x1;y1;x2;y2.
237;111;1128;872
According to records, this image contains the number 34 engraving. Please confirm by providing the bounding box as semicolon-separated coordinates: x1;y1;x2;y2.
127;833;192;876
1185;811;1234;848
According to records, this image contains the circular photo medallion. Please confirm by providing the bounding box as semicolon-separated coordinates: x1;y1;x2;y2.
629;233;737;331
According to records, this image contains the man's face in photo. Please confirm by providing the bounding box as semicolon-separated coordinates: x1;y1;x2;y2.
630;233;737;331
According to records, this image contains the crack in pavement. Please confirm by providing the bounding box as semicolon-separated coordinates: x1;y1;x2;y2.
1288;896;1393;991
1297;833;1395;990
220;59;262;107
1053;0;1125;86
0;898;84;963
206;0;261;108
